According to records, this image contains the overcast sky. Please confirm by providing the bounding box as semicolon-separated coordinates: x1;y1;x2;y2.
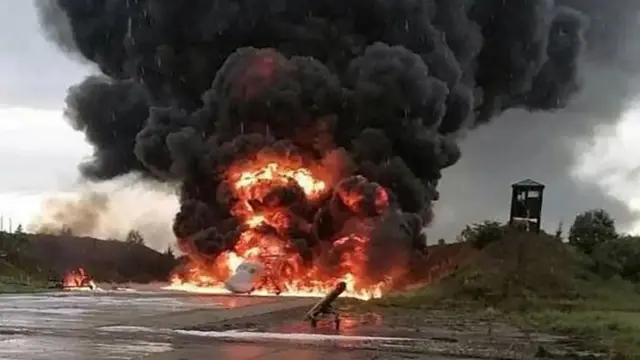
0;2;92;227
1;2;639;240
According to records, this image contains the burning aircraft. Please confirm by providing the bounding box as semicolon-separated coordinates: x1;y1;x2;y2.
38;0;589;299
62;267;97;291
224;261;265;294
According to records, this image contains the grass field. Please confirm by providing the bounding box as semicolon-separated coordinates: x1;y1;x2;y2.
0;259;49;293
525;309;640;358
375;234;640;359
376;282;640;358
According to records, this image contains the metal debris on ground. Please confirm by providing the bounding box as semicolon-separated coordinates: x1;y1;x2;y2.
304;281;347;330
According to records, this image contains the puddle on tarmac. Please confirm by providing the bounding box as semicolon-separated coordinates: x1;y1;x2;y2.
191;310;424;338
267;312;390;336
98;324;421;349
0;334;172;360
188;308;466;342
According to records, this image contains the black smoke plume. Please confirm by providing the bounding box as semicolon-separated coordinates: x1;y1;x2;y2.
430;0;640;240
37;0;588;282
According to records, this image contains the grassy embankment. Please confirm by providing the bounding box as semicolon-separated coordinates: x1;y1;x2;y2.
374;233;640;359
0;231;176;293
0;259;49;293
0;231;51;293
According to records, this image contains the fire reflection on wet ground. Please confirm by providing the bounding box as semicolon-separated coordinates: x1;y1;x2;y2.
0;291;271;329
0;290;287;360
268;312;386;337
0;333;172;360
0;290;568;359
0;290;432;360
188;307;405;338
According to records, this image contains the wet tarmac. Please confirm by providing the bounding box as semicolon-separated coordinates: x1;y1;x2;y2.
0;290;569;359
0;289;317;359
0;291;241;329
1;289;454;359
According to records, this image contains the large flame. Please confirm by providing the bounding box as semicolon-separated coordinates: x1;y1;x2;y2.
166;157;389;300
62;267;97;291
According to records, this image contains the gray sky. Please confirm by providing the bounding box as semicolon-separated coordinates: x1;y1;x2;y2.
0;2;177;248
0;1;91;193
0;1;92;110
0;1;91;225
0;1;639;242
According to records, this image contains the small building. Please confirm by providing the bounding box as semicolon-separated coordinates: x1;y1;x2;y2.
509;179;544;233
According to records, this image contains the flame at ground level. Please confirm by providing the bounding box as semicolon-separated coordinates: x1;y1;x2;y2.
163;283;380;300
164;271;383;300
164;242;471;301
164;249;385;300
168;157;398;300
62;267;97;291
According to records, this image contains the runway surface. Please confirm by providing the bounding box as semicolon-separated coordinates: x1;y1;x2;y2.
0;289;442;360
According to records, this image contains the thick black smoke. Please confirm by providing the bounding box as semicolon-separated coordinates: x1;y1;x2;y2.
558;0;640;70
37;0;588;278
430;0;640;240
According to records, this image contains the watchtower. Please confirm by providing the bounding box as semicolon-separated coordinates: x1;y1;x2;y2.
509;179;545;233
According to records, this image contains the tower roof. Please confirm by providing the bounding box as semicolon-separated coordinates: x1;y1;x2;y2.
511;178;545;188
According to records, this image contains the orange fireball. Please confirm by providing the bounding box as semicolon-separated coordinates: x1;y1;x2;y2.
167;155;392;300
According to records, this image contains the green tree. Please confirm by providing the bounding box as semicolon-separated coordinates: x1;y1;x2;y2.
614;235;640;282
591;235;640;281
164;245;175;258
125;230;145;246
591;239;625;279
460;221;507;249
569;209;617;255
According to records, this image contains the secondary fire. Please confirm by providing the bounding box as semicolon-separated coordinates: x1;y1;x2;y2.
62;267;96;291
168;155;392;300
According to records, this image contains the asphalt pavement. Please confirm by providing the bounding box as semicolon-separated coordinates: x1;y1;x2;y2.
0;288;445;360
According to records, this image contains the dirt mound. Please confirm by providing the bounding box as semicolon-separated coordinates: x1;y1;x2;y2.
437;231;587;306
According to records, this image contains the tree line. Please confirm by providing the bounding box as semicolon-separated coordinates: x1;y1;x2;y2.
568;209;640;282
458;209;640;284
